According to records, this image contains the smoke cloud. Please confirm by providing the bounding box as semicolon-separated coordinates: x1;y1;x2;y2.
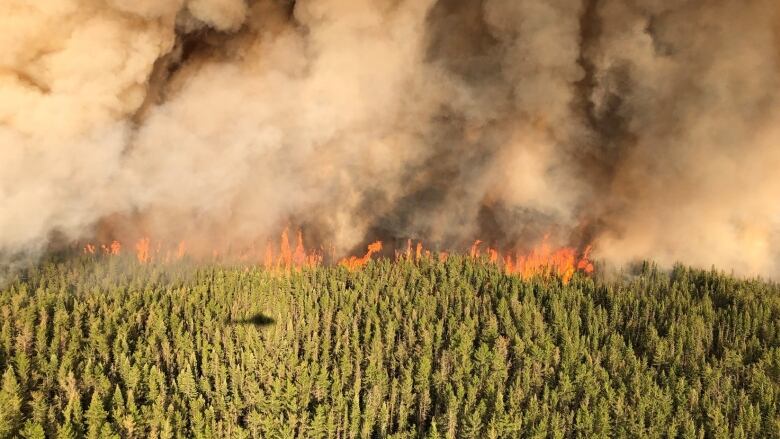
2;0;779;275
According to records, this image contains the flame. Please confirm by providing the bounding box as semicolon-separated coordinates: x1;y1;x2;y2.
469;235;593;284
135;237;150;263
577;245;595;273
79;229;593;283
396;240;437;261
340;241;383;270
488;248;498;264
280;228;292;268
264;242;274;268
82;231;321;269
505;254;514;273
293;230;306;266
470;240;483;258
261;228;323;270
176;241;187;260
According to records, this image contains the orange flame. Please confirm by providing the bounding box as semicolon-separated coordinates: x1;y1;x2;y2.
176;241;187;260
259;228;322;270
467;236;593;284
280;228;292;268
470;240;483;258
577;245;595;274
79;229;593;284
135;237;150;264
340;241;383;270
293;231;303;262
504;254;514;273
264;242;274;269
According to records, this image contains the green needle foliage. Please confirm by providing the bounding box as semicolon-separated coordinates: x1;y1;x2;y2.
0;256;779;438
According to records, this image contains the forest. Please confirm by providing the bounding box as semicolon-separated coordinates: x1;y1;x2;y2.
1;254;779;438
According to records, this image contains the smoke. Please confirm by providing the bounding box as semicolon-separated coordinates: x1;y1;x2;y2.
1;0;779;275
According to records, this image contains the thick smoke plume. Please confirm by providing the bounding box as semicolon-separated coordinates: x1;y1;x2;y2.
2;0;779;275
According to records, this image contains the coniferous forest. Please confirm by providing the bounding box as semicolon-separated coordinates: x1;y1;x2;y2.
1;255;779;438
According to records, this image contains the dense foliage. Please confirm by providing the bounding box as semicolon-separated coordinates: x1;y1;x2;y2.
1;255;779;438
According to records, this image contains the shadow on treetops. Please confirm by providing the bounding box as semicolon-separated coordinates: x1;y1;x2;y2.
231;312;275;327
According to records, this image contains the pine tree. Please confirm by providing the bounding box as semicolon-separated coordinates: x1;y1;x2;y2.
2;250;780;436
0;367;22;437
85;391;108;439
19;420;46;439
461;401;485;439
308;406;328;439
426;421;441;439
111;385;125;427
56;420;77;439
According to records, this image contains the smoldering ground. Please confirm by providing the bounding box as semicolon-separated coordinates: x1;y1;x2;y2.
2;0;779;275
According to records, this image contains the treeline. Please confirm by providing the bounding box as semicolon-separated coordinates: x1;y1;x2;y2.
0;256;779;438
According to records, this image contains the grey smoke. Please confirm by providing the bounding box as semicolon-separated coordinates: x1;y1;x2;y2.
1;0;779;275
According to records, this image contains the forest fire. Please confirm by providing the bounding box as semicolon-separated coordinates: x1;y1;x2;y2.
339;241;383;270
263;228;323;269
467;237;593;284
81;229;593;283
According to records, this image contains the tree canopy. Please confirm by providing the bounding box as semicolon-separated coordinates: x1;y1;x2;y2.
0;256;779;438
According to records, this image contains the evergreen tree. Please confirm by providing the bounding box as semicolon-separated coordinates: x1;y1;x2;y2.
0;367;22;437
0;253;779;437
85;391;108;439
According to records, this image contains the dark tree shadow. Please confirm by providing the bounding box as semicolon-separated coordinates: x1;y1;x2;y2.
232;312;275;327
